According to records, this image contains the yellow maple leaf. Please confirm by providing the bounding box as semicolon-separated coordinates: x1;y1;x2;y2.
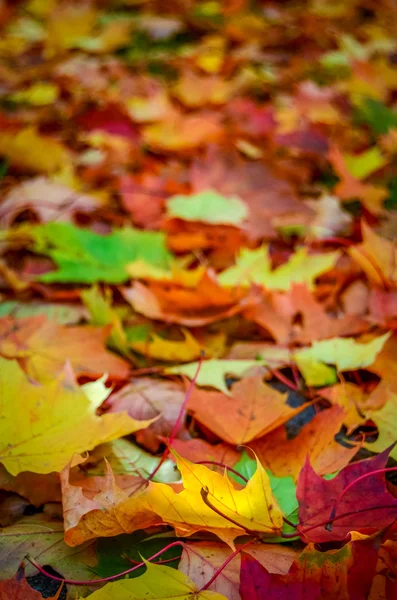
145;453;283;546
78;561;227;599
219;246;339;291
0;127;71;174
0;358;156;476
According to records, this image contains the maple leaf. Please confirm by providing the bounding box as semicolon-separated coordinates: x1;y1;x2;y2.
239;533;379;600
122;274;256;326
245;284;367;345
0;127;72;174
189;148;310;240
0;464;60;507
185;374;307;445
349;221;397;288
143;111;223;151
0;359;155;475
61;457;160;547
0;565;61;600
219;246;339;291
296;448;397;543
0;315;129;381
76;561;228;599
166;190;248;226
364;387;397;460
328;145;388;214
145;453;283;545
0;177;98;227
251;406;360;481
294;332;391;386
0;514;97;583
166;359;266;395
179;541;298;600
105;378;186;452
24;222;171;284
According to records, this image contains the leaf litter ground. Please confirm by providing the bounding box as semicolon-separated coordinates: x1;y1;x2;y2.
0;1;397;598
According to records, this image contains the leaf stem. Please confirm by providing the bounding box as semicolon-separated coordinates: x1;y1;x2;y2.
199;540;254;591
327;466;397;528
26;541;185;586
146;354;204;482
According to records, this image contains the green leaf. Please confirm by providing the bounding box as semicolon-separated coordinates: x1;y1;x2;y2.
219;246;340;291
165;359;265;395
356;98;397;136
166;190;248;226
26;222;172;284
96;532;180;579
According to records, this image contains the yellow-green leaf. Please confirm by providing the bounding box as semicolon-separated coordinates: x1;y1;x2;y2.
165;359;265;395
219;246;339;291
78;560;227;599
294;333;391;386
167;190;248;226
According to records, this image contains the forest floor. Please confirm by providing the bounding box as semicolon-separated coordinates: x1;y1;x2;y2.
0;1;397;599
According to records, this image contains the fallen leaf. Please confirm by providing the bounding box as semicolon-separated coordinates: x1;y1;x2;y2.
145;453;283;546
166;359;266;395
240;532;379;600
0;315;130;381
318;382;370;432
297;448;397;542
77;560;228;599
61;459;159;547
0;464;60;506
105;378;186;452
0;359;155;475
251;406;360;481
143;111;223;151
179;541;298;600
122;275;256;327
0;565;61;599
186;375;305;445
349;221;397;288
328;145;388;214
0;177;98;227
0;514;97;581
219;246;340;291
294;332;391;386
7;81;58;105
166;190;248;226
25;222;171;284
364;388;397;460
0;127;71;174
129;329;207;363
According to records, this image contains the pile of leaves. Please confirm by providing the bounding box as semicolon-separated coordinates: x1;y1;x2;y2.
0;0;397;598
